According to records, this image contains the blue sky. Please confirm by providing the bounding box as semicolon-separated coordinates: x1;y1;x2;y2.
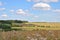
0;0;60;22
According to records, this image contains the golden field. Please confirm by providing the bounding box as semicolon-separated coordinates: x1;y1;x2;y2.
12;22;60;30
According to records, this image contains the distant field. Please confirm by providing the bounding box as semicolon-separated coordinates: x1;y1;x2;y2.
25;22;60;27
12;22;60;30
12;27;60;30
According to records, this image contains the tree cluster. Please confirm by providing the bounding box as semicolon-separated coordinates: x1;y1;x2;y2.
0;20;28;31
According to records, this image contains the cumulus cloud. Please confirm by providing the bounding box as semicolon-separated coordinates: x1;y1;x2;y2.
16;9;39;18
52;9;60;13
16;9;26;15
33;3;51;10
16;9;33;16
1;14;8;17
0;8;5;11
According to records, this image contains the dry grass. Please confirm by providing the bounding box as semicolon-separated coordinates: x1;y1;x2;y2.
0;30;60;40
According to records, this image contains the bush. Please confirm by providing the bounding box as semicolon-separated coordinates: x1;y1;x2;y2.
1;24;11;31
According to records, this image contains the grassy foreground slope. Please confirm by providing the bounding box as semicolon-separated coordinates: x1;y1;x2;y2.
0;30;60;40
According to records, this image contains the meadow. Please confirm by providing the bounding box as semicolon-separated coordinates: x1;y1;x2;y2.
0;20;60;40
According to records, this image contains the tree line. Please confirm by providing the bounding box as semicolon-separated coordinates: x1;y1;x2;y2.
0;20;28;31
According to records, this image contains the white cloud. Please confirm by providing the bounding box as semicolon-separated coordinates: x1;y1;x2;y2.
16;9;33;16
16;9;26;15
0;8;5;11
52;9;60;13
1;14;8;17
16;9;40;18
33;3;51;10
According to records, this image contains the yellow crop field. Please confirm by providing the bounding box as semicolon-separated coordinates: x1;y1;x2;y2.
25;22;60;28
12;22;60;30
